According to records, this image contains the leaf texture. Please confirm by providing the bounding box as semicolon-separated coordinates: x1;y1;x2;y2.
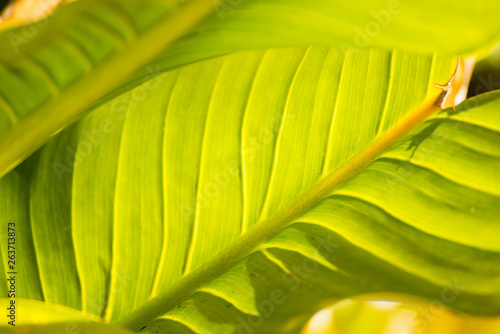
5;47;499;334
1;0;500;178
0;0;216;176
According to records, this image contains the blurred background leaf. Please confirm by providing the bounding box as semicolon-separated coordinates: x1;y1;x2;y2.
304;299;500;334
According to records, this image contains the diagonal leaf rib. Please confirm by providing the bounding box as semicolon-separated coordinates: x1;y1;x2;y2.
258;47;311;220
321;49;348;176
182;57;229;276
240;52;268;235
118;78;452;331
150;74;181;298
375;50;395;137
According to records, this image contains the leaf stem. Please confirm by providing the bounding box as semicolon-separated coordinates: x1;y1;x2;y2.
118;86;449;331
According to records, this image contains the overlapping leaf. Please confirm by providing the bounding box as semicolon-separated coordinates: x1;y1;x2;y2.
156;0;500;69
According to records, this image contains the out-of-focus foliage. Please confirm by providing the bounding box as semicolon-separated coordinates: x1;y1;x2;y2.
304;299;500;334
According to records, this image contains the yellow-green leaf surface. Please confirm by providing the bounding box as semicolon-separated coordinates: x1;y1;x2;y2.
1;0;500;178
0;0;216;177
5;46;500;334
0;298;135;334
150;0;500;77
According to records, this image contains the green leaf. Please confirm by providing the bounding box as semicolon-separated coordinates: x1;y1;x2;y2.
6;46;500;334
152;0;500;77
0;0;216;177
2;0;500;178
0;298;135;333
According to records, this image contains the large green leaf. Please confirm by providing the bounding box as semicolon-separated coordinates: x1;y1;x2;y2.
4;46;500;334
1;0;500;178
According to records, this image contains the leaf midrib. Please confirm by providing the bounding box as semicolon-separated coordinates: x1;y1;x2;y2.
117;86;448;331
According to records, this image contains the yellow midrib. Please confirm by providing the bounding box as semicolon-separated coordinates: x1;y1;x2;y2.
117;63;463;330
